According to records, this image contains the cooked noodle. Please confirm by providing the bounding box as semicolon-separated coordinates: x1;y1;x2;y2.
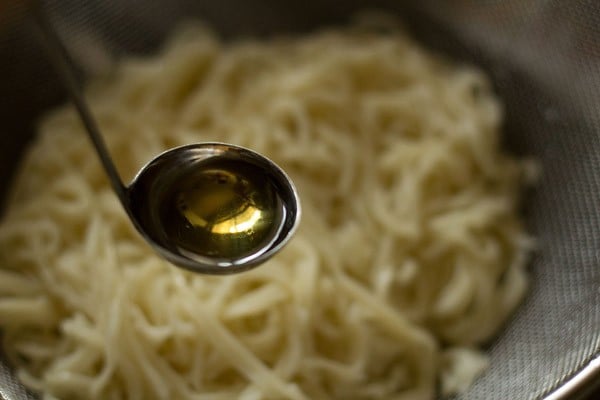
0;19;535;400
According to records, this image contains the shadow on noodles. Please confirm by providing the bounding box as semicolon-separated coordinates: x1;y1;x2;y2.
0;13;537;400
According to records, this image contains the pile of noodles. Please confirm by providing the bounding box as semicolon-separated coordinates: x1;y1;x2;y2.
0;19;535;400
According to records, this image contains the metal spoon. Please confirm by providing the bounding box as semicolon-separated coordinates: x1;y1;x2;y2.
33;8;300;274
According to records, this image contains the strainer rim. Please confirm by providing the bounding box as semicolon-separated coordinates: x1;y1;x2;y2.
544;354;600;400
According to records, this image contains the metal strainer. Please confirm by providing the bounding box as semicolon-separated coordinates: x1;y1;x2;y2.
0;1;598;399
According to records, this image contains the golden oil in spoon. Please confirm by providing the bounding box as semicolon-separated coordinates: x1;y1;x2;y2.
157;158;286;261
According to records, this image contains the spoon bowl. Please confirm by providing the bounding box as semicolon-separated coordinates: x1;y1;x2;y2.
127;143;301;274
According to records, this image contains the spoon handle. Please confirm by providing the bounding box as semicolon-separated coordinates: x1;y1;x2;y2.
31;5;128;204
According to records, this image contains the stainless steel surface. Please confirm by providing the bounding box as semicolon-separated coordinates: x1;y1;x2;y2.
0;0;598;399
34;6;301;275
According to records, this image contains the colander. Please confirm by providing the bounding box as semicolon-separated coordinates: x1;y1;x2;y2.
0;1;598;399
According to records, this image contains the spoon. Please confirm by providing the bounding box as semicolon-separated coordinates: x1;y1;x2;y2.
33;8;300;274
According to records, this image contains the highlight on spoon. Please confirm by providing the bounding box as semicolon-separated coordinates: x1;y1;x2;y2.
127;143;301;274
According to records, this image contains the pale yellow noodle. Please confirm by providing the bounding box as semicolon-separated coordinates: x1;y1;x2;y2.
0;20;534;400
